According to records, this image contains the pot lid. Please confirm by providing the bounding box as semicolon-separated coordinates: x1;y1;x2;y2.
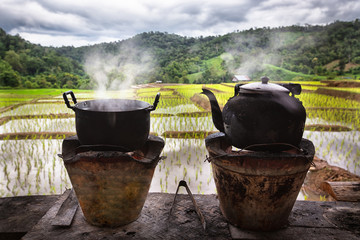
240;76;289;93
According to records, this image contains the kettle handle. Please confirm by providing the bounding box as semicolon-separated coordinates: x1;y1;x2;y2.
279;83;302;96
234;84;244;96
63;91;77;110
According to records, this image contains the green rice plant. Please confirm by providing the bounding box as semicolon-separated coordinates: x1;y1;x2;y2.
197;181;202;194
319;195;327;201
300;93;360;108
207;177;211;185
50;185;56;194
340;139;345;151
27;184;32;196
183;167;187;179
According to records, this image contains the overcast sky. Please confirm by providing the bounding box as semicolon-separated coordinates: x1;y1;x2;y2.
1;0;360;47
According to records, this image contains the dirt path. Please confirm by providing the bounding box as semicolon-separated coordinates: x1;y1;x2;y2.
0;132;75;140
304;124;352;131
321;80;360;88
315;88;360;102
190;93;212;111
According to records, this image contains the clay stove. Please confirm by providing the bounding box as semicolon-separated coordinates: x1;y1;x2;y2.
60;135;164;227
205;132;315;231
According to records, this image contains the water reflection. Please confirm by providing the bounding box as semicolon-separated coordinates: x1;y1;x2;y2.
149;138;215;194
0;118;75;133
0;139;71;197
303;130;360;176
0;104;72;117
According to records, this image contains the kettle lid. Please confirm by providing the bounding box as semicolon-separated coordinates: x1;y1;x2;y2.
240;76;289;93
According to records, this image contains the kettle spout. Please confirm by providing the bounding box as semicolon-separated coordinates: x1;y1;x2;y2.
201;88;225;133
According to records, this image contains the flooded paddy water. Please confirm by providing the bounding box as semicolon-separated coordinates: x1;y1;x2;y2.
0;118;75;133
0;139;70;197
0;83;359;201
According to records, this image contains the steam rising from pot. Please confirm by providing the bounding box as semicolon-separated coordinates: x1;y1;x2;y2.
84;41;156;98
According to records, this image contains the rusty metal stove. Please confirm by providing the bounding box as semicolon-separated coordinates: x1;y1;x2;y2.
205;132;315;231
60;135;164;227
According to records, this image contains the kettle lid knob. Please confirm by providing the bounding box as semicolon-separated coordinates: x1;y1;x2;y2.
261;76;269;84
240;76;289;93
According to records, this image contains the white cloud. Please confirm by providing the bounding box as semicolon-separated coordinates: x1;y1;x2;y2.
13;32;119;47
0;0;359;47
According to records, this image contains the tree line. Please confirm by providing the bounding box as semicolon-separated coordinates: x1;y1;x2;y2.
1;19;360;89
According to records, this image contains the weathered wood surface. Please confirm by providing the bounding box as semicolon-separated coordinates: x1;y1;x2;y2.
321;181;360;202
231;201;360;239
22;192;360;240
23;193;230;240
0;194;58;240
50;189;78;227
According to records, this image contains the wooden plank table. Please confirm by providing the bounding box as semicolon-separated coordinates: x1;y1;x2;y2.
20;191;360;240
0;194;58;240
22;192;230;239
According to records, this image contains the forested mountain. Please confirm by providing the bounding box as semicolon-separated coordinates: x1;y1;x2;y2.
1;19;360;89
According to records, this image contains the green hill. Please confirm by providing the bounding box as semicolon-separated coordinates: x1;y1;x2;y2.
1;19;360;88
260;64;317;81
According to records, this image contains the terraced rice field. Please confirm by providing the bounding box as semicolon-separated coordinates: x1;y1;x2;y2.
0;82;359;200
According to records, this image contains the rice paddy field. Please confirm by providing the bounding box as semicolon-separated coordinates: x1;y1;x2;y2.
0;82;359;200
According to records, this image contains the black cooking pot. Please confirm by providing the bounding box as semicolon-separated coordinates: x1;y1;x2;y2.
63;91;160;151
201;77;306;151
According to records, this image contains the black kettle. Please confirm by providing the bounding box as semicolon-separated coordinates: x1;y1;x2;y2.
201;77;306;151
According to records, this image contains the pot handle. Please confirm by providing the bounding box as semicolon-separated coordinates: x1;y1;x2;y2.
234;83;244;96
149;92;160;111
63;91;77;110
